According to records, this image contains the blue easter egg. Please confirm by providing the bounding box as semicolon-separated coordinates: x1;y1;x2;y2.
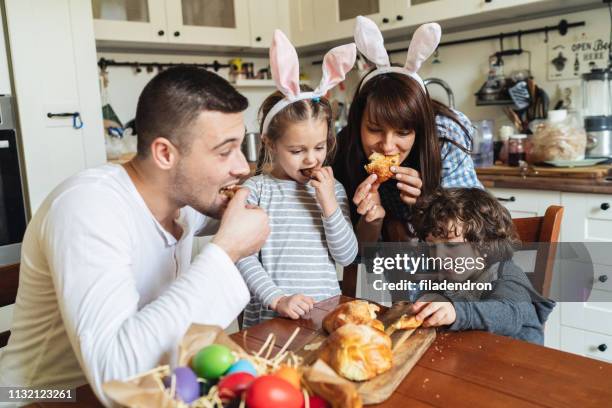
225;359;257;376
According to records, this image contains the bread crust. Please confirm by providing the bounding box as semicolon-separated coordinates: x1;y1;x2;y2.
323;300;384;334
319;323;393;381
364;153;400;183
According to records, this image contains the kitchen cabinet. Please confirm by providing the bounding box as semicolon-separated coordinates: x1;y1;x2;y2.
303;0;601;46
92;0;168;43
487;187;612;362
165;0;251;47
288;0;318;47
312;0;396;43
486;188;560;218
93;0;252;47
248;0;290;48
5;0;106;212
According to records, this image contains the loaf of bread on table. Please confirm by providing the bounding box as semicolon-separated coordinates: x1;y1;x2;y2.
323;300;384;334
319;323;393;381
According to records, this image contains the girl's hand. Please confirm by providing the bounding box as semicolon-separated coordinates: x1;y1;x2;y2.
310;167;338;218
273;294;315;319
392;166;422;205
409;300;456;327
353;174;385;223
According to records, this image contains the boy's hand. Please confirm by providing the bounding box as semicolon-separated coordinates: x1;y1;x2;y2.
271;294;315;319
410;300;456;327
310;167;338;218
353;174;385;223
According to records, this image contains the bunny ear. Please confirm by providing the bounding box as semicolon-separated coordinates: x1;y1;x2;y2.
354;16;389;68
404;23;441;73
269;29;301;98
316;43;356;94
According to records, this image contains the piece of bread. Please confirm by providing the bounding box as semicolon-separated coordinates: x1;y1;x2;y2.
391;314;423;330
323;300;384;334
220;185;240;199
319;323;393;382
364;153;400;183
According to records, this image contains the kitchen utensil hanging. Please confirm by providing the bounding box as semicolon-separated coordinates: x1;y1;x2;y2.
475;31;533;106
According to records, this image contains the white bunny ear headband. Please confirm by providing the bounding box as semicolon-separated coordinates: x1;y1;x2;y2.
262;30;356;135
354;15;441;91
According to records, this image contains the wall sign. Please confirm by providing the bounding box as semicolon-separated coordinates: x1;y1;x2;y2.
548;34;610;81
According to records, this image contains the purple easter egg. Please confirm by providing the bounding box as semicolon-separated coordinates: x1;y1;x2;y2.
164;366;200;403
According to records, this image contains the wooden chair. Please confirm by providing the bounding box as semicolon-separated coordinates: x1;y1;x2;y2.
341;205;564;299
0;263;19;348
512;205;564;298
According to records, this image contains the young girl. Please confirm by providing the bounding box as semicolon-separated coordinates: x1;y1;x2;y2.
237;30;358;327
409;188;555;344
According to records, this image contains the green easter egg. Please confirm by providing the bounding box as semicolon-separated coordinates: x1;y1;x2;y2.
192;344;234;380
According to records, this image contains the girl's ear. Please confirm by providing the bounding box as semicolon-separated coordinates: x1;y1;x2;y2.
269;30;301;99
404;23;441;74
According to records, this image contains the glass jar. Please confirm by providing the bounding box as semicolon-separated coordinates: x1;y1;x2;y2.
508;134;527;167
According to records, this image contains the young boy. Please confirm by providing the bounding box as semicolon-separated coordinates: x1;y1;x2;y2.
409;188;555;344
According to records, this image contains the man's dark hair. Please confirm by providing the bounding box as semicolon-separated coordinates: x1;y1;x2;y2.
135;66;248;157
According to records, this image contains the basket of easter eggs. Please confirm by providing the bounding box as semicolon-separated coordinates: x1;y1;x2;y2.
103;324;361;408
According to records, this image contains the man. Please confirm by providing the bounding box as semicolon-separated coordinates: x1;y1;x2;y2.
0;67;269;406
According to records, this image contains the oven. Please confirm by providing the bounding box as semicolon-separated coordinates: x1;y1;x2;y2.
0;95;26;267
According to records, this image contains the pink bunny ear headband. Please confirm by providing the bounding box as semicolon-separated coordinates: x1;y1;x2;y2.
354;15;441;91
262;30;356;135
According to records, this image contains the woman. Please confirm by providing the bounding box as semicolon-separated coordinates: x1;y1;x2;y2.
333;17;482;243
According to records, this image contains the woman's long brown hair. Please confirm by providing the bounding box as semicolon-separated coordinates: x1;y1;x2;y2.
334;72;442;207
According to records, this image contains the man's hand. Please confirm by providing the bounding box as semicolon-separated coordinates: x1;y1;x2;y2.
271;294;315;319
410;299;456;327
212;188;270;262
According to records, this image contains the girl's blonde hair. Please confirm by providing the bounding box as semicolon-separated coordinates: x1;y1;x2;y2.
256;85;335;175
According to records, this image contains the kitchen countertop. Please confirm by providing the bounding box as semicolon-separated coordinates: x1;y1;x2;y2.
476;166;612;195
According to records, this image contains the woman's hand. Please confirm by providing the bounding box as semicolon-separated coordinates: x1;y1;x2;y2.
392;166;422;205
272;294;315;319
311;167;338;218
353;174;385;223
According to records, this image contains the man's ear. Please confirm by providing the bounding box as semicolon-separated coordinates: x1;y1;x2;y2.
150;137;178;170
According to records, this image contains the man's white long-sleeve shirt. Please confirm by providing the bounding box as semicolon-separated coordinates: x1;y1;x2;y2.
0;164;249;406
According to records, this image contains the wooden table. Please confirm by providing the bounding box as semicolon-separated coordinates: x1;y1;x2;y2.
28;296;612;407
231;296;612;408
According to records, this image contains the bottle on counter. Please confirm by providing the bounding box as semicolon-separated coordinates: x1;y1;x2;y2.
508;134;527;166
496;125;514;164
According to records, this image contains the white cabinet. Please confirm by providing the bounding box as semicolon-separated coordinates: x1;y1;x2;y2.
288;0;318;47
486;187;612;362
486;188;560;218
5;0;106;212
312;0;396;43
165;0;251;47
561;192;612;243
92;0;168;43
561;326;612;363
93;0;252;47
248;0;290;48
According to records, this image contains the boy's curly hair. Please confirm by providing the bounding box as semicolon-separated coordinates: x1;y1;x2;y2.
411;188;521;265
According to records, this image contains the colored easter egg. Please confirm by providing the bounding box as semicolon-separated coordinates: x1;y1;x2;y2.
226;359;257;376
245;375;304;408
192;344;235;380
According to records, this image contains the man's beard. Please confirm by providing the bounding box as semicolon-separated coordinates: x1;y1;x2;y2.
171;167;223;219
